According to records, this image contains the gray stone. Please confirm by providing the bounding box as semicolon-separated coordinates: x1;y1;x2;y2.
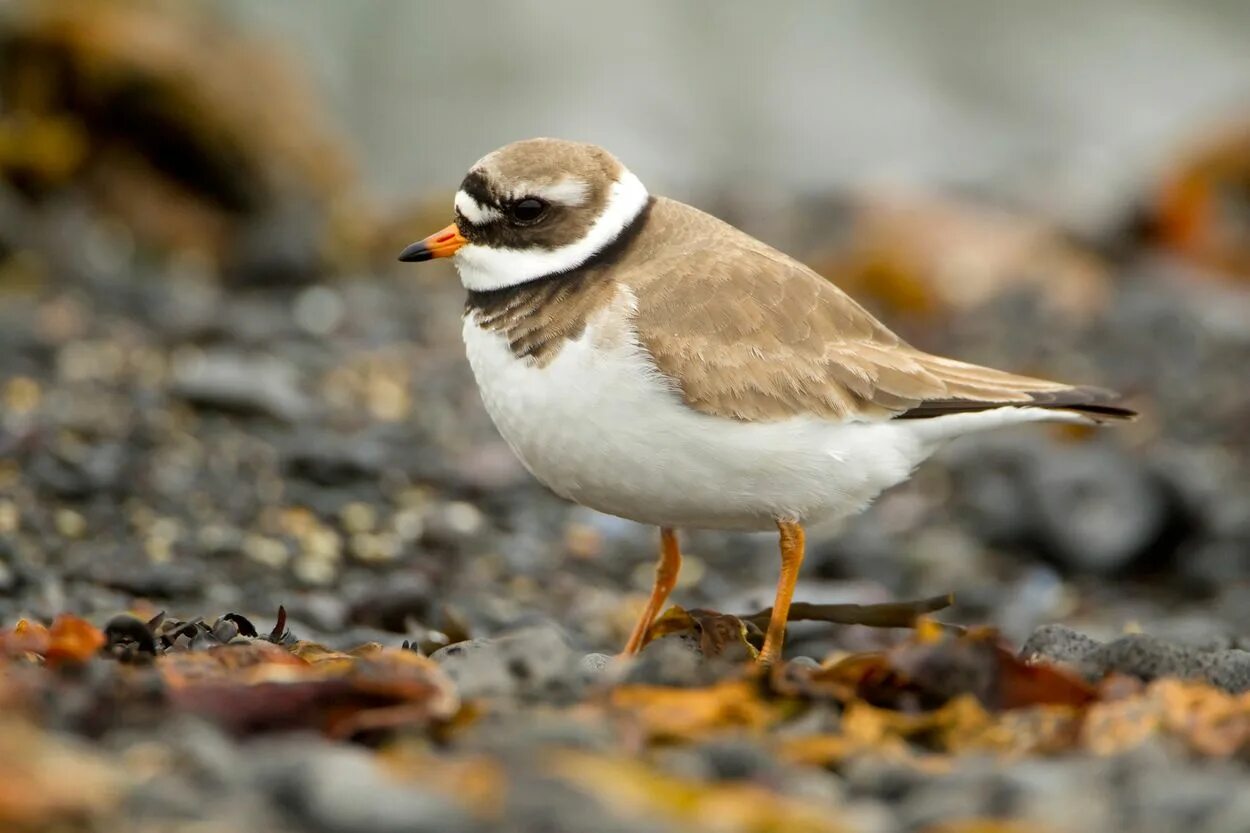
1031;445;1173;574
256;742;474;833
171;350;309;421
431;623;581;700
576;652;619;689
622;633;731;687
1078;634;1250;693
1019;624;1103;666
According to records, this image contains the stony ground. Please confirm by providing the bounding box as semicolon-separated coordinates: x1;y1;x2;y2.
4;175;1250;833
5;4;1250;828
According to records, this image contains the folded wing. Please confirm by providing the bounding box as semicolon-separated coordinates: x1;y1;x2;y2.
628;212;1133;424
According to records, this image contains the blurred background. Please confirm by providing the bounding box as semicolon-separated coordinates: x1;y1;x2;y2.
3;0;1250;657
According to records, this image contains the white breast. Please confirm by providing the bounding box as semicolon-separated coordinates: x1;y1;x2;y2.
461;291;943;531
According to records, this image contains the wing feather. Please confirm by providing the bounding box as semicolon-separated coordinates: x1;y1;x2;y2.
627;199;1134;423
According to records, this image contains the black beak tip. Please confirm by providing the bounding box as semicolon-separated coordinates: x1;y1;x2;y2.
397;242;432;263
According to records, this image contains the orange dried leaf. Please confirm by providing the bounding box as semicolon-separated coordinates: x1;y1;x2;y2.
158;640;309;687
549;752;855;833
0;620;50;660
162;641;458;737
0;718;122;830
44;615;105;665
998;653;1097;711
921;821;1058;833
1083;679;1250;758
644;605;697;645
609;680;779;741
889;628;1096;711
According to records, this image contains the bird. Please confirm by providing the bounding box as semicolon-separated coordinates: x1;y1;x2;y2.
398;138;1135;664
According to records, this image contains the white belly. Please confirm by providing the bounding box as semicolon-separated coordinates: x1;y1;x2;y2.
461;301;933;531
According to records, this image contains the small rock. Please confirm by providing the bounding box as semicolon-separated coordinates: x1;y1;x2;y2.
171;350;309;421
1079;634;1250;693
1019;624;1103;666
623;633;736;687
953;439;1185;575
29;442;127;499
346;576;432;632
97;563;204;599
226;201;324;287
283;434;387;486
257;741;473;833
431;623;580;700
293;285;345;336
1031;447;1177;574
421;501;486;548
694;738;782;782
577;652;614;680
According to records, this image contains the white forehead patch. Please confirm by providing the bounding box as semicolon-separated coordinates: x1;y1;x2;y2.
454;169;649;292
454;190;502;226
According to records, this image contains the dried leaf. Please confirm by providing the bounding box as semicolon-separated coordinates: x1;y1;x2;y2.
1154;120;1250;279
0;620;50;661
609;680;780;742
808;190;1110;321
641;606;757;658
0;616;105;665
379;748;507;819
1082;679;1250;757
888;628;1096;711
158;640;308;687
0;718;121;831
164;645;458;737
549;751;854;833
920;821;1058;833
44;615;106;666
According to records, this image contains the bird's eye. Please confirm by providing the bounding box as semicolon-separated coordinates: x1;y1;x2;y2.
509;198;548;225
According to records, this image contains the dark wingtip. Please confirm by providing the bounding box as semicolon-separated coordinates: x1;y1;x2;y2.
397;242;433;262
896;385;1139;422
1047;385;1138;422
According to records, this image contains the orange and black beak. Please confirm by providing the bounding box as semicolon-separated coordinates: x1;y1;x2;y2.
397;223;467;262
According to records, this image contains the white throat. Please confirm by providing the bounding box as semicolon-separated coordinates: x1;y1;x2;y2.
453;170;649;292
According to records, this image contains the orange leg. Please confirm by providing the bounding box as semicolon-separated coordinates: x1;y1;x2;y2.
759;520;805;664
621;527;682;655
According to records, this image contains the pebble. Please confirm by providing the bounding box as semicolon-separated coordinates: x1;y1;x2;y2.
282;434;388;486
953;438;1183;575
431;623;582;701
170;350;310;421
241;535;291;570
622;633;739;688
226;201;324;288
1019;623;1104;666
346;575;433;632
293;285;345;336
255;741;475;833
1021;624;1250;693
96;563;203;599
